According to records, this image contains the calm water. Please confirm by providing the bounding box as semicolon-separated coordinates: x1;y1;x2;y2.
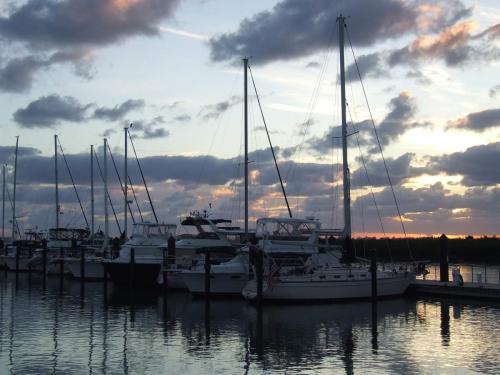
1;273;500;374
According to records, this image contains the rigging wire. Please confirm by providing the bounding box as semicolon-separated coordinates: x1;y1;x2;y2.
128;176;144;222
57;138;89;228
248;65;293;218
106;143;136;225
93;150;122;234
127;131;158;224
345;25;413;261
5;185;21;238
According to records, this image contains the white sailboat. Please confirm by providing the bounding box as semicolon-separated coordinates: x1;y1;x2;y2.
241;15;413;301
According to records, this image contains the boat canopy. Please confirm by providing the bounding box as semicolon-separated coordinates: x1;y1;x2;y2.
181;217;232;226
256;217;320;239
132;222;176;237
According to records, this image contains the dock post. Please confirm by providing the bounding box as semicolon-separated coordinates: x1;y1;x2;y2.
204;251;211;298
256;249;263;307
42;247;47;290
59;247;64;291
162;247;168;295
28;248;32;282
15;247;19;274
370;249;377;302
129;247;135;290
439;234;449;282
80;246;85;297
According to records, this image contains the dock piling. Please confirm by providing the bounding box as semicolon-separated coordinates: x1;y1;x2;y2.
129;247;135;290
256;249;263;307
204;251;211;298
370;249;377;302
439;234;449;282
80;246;85;297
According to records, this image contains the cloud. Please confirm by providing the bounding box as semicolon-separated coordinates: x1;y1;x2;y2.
0;48;95;93
0;0;181;92
305;61;320;69
209;0;470;65
351;153;424;188
345;53;387;81
427;142;500;186
389;20;500;67
447;108;500;132
13;94;92;128
13;95;145;128
172;114;191;123
142;127;169;139
94;99;145;121
0;0;181;48
199;95;241;121
489;84;500;98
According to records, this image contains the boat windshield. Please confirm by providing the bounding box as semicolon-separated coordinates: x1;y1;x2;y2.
256;219;320;241
132;223;176;238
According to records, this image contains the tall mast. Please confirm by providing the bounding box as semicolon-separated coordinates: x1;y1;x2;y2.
338;15;351;238
90;145;95;238
12;136;19;240
103;139;109;250
124;126;128;238
54;134;60;232
2;164;5;239
243;57;249;241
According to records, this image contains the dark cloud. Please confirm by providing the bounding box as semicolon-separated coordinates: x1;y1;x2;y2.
173;114;191;123
13;94;92;128
209;0;470;65
351;153;424;188
0;0;181;48
13;95;145;128
447;108;500;132
305;61;320;69
427;142;500;186
490;84;500;98
0;49;94;93
199;95;241;121
94;99;145;121
406;69;432;85
142;127;169;139
345;53;387;81
364;92;430;150
0;56;46;92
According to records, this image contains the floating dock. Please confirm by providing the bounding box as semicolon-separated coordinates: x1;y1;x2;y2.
409;279;500;300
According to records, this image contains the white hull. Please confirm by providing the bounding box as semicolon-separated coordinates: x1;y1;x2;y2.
181;271;249;295
2;256;41;272
66;258;107;279
242;274;412;301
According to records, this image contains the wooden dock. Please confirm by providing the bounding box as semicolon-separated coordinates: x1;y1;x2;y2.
409;279;500;300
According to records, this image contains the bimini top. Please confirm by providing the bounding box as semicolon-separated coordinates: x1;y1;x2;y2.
256;217;321;239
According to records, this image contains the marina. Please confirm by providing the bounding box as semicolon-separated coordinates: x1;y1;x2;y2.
1;273;500;374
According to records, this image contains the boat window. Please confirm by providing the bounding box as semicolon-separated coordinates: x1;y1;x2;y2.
334;275;340;279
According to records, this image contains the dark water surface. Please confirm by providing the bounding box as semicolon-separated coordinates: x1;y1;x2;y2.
1;273;500;374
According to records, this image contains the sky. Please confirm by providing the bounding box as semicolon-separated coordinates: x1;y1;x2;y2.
0;0;499;238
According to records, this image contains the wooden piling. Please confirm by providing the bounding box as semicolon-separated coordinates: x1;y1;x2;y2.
15;248;19;274
162;247;168;295
256;249;263;307
204;251;211;298
370;249;377;302
439;234;449;282
80;246;85;297
42;247;47;290
129;247;135;290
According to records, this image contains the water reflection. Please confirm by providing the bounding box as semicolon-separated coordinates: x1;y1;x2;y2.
0;274;500;374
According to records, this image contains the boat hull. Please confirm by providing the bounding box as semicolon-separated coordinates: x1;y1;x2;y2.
242;275;411;301
66;258;107;280
2;256;41;272
181;271;249;296
103;261;161;287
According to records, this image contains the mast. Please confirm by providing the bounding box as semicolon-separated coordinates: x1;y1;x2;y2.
243;57;249;242
338;15;351;238
90;145;95;238
103;139;109;251
2;165;5;239
54;134;60;232
12;137;18;241
124;126;128;238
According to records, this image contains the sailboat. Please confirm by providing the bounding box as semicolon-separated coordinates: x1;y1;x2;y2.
241;15;413;301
